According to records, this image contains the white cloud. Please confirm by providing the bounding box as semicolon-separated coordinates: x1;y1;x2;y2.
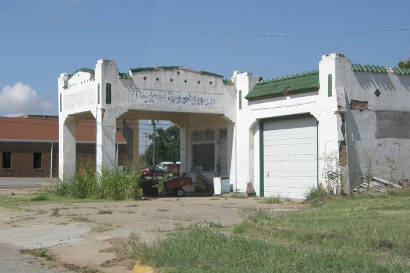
0;82;53;116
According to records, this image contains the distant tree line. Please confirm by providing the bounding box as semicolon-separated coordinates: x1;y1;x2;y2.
143;126;180;165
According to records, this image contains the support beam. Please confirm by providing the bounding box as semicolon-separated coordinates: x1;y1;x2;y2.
59;116;76;180
96;109;117;174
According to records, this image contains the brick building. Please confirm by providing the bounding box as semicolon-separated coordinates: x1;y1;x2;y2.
0;116;126;177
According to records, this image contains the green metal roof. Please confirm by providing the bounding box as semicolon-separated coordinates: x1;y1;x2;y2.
352;64;410;75
393;67;410;75
68;68;94;80
119;72;132;80
200;70;223;78
129;66;223;78
130;66;179;73
351;64;387;73
246;71;319;101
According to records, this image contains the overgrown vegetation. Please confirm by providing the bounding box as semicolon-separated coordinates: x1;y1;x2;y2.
122;190;410;273
55;168;141;200
20;248;55;261
30;192;50;201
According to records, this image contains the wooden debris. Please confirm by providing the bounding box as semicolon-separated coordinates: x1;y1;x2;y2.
358;176;402;193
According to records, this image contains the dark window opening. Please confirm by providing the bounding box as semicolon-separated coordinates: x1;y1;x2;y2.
33;153;42;169
106;83;111;104
2;152;11;169
193;143;215;171
328;74;332;97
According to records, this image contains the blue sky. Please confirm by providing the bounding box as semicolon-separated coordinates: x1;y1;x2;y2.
0;0;409;117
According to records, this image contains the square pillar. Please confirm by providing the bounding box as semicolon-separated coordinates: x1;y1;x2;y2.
179;121;189;175
96;109;117;174
59;116;76;180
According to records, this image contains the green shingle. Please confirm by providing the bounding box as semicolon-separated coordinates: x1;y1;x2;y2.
68;68;94;80
393;67;410;75
351;64;387;73
246;71;319;101
352;63;410;75
119;72;132;80
200;70;223;78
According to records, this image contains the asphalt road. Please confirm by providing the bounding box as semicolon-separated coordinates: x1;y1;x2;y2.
0;177;56;188
0;243;69;273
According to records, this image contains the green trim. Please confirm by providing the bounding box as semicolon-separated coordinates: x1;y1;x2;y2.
328;74;332;97
106;83;111;104
259;113;313;123
223;79;234;85
259;121;264;197
200;70;223;78
351;64;387;73
393;67;410;75
129;66;224;78
352;64;410;75
238;90;242;110
246;71;319;101
119;72;132;80
68;68;94;80
130;67;156;73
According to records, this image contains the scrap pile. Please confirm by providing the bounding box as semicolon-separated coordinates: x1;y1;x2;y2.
358;176;402;192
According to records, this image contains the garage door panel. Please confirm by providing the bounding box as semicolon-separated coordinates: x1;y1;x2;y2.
264;143;316;155
263;116;317;199
264;160;316;172
265;154;316;165
264;187;314;199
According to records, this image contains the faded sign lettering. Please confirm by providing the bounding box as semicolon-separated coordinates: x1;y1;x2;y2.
129;89;218;108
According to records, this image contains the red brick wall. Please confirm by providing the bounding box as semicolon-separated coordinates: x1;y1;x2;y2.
0;142;127;177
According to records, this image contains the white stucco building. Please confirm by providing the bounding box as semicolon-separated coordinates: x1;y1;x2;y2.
58;53;410;199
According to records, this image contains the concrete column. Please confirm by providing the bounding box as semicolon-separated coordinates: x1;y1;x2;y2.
124;119;139;167
179;120;189;175
59;116;76;180
227;122;236;190
96;109;116;174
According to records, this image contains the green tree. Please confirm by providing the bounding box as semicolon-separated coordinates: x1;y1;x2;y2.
398;59;410;69
144;126;180;165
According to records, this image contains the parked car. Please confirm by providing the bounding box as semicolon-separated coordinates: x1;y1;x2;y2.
141;165;165;177
156;161;174;172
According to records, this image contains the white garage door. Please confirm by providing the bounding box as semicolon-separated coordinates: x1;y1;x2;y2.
262;116;317;199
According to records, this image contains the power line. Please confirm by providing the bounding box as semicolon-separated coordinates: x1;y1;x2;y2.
0;7;408;38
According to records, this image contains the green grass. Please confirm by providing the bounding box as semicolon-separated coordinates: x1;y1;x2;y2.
260;196;281;204
122;191;410;273
30;192;50;201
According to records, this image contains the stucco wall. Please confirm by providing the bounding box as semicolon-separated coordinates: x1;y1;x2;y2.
337;62;410;186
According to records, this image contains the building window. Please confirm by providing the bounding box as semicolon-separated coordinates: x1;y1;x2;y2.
106;83;112;104
2;152;11;169
193;143;215;171
33;153;42;169
239;90;242;109
328;74;332;97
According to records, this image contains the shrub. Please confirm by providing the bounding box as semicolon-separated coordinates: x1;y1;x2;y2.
305;186;329;207
55;167;141;200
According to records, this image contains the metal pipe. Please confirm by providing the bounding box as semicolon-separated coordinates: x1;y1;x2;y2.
50;142;54;178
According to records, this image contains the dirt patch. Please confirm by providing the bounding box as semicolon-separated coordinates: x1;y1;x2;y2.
0;195;302;272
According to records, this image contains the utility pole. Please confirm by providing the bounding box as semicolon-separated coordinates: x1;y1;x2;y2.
144;133;148;153
151;120;156;166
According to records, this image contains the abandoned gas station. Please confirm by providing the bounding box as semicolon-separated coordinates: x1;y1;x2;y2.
58;53;410;199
